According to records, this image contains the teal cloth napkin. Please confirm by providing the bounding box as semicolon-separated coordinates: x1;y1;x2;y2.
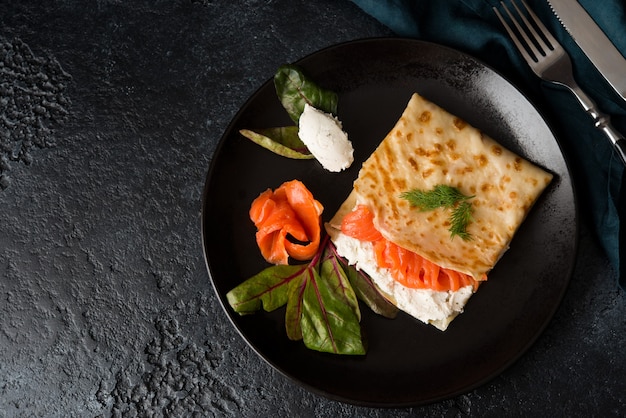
352;0;626;288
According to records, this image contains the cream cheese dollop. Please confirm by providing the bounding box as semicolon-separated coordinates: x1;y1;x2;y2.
298;103;354;172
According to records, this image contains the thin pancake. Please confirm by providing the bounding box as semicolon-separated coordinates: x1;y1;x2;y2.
342;93;552;280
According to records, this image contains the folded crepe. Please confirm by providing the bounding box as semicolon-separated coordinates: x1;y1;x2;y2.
326;93;553;330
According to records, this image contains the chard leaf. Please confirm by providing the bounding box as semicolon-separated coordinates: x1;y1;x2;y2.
285;272;307;341
300;261;365;355
239;127;314;160
226;264;306;315
328;242;398;319
321;247;361;321
274;64;338;124
339;258;399;319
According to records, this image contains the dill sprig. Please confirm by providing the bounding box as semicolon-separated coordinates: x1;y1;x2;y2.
400;184;475;241
449;201;474;241
400;184;472;211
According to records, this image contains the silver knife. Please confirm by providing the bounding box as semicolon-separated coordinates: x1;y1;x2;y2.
546;0;626;103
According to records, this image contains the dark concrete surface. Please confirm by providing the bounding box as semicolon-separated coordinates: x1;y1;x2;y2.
0;0;624;416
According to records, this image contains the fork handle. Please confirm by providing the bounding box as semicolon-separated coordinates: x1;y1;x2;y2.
614;139;626;167
569;84;626;167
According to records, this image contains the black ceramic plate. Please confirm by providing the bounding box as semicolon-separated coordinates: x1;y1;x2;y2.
202;38;577;407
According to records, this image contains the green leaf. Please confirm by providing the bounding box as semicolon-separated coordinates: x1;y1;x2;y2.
285;272;307;341
239;127;314;160
337;257;399;319
274;64;338;124
320;251;361;321
226;264;306;315
300;261;365;355
227;235;401;355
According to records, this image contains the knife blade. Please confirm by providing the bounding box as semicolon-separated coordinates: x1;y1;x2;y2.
547;0;626;102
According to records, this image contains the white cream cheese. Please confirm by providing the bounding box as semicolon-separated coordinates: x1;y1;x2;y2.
331;232;474;331
298;103;354;172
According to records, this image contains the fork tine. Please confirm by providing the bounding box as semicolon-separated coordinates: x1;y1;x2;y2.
494;0;557;64
506;0;548;58
514;0;559;50
493;2;537;64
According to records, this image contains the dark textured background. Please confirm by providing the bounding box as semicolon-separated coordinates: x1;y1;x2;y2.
0;1;624;416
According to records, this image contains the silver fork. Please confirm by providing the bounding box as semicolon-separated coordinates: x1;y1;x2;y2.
494;0;626;166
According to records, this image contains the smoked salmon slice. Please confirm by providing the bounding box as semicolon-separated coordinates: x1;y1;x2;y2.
250;180;323;265
341;205;480;292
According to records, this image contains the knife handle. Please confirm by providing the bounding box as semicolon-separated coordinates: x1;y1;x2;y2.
569;84;626;167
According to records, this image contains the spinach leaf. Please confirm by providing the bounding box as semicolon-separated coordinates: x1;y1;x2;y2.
300;261;365;355
226;264;306;314
239;127;314;160
274;64;338;123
